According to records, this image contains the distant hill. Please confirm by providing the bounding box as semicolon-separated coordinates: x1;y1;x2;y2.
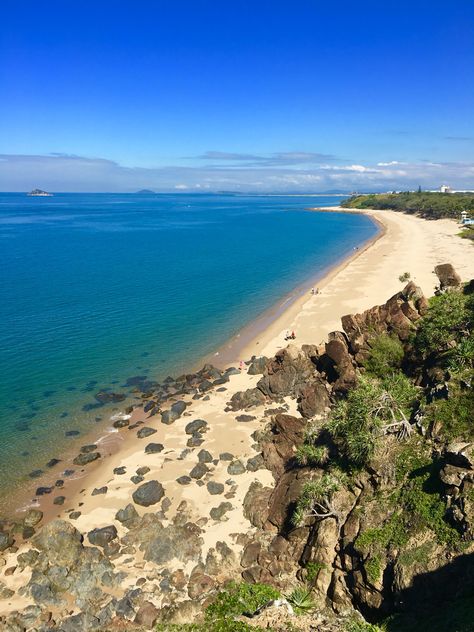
27;189;53;197
135;189;155;194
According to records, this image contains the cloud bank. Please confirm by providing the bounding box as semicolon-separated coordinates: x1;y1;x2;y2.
0;152;473;193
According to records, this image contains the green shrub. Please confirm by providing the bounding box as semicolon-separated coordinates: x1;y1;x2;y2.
286;586;316;614
205;582;280;621
415;291;470;357
292;474;342;526
295;444;329;467
424;384;474;441
327;373;418;467
363;334;404;378
399;272;411;283
365;556;382;583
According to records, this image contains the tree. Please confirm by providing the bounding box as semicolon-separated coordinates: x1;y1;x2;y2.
292;473;342;527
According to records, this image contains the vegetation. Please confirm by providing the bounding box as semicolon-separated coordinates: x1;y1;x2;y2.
155;622;267;632
286;586;316;614
363;333;404;378
398;271;411;283
344;619;385;632
342;191;474;220
292;473;343;526
205;582;280;621
295;444;329;466
414;290;472;358
327;373;418;467
459;224;474;242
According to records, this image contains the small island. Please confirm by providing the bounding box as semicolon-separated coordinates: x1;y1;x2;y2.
135;189;155;194
27;188;53;197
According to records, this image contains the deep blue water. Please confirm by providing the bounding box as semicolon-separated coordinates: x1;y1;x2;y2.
0;193;377;503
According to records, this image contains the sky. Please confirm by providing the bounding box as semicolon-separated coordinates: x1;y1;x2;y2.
1;0;473;192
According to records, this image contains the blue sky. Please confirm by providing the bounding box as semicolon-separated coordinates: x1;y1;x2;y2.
1;0;473;191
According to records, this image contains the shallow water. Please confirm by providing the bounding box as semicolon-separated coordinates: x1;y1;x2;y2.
0;193;378;505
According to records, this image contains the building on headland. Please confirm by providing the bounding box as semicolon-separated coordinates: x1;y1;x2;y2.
439;184;452;193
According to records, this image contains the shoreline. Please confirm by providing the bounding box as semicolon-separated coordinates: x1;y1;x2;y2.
1;206;376;519
3;205;474;527
2;206;474;619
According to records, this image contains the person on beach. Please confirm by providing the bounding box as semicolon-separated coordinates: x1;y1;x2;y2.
239;360;244;371
291;330;296;339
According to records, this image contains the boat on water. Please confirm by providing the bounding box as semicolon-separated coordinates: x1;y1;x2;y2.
27;189;53;197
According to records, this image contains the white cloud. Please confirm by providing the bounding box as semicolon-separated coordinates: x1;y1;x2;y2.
0;153;473;193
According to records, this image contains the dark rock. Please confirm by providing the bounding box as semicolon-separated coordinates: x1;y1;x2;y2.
227;460;246;475
113;417;130;428
171;400;187;416
161;409;180;425
261;413;306;477
63;469;75;476
80;443;98;453
73;451;100;466
229;387;266;411
0;531;13;551
113;466;127;475
257;345;316;399
28;469;43;479
198;449;213;463
46;458;61;468
177;475;192;485
185;419;208;434
137;426;157;438
190;463;209;479
92;486;108;496
225;367;241;376
246;454;265;472
131;475;144;484
94;390;126;403
88;525;118;548
136;466;150;476
243;481;272;528
115;503;139;526
434;263;462;289
145;442;164;454
135;601;160;627
53;496;65;505
247;356;269;375
23;509;43;528
65;430;80;437
236;414;257;422
219;452;234;461
207;481;224;495
35;486;53;496
55;479;64;487
210;502;233;521
199;379;213;392
187;571;215;599
187;434;204;447
297;379;331;418
69;511;81;520
132;480;165;506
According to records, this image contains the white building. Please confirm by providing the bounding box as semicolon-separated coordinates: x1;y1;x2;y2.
440;184;452;193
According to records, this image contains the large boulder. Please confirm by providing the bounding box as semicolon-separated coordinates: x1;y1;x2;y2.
261;413;307;477
434;263;461;290
87;525;118;548
132;480;165;507
32;520;83;567
229;388;266;411
257;345;316;399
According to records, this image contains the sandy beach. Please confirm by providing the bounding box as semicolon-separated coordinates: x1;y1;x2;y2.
1;207;473;618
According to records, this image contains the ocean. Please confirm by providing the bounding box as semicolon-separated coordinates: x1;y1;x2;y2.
0;193;378;509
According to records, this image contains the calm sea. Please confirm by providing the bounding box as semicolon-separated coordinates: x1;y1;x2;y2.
0;193;378;507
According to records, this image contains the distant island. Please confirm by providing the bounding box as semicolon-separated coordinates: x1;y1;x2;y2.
135;189;155;194
27;189;53;197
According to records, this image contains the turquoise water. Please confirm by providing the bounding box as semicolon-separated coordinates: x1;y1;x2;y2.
0;193;377;505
